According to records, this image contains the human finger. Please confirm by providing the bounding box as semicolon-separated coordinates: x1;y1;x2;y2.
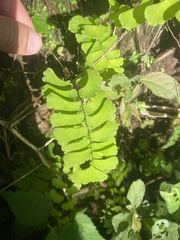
0;0;34;29
0;16;42;55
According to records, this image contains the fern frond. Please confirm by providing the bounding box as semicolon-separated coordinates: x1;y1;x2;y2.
69;16;124;73
43;68;118;186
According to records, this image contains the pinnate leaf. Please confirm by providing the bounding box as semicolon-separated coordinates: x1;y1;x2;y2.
43;68;118;185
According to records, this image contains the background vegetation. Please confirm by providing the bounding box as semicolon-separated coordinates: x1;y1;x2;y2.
0;0;180;239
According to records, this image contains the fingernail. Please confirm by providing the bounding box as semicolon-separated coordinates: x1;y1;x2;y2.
26;30;42;55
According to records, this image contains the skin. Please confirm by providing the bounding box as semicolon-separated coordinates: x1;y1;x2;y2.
0;0;42;55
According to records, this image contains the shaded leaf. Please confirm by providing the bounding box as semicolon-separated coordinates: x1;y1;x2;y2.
161;125;180;149
0;191;53;227
112;212;132;232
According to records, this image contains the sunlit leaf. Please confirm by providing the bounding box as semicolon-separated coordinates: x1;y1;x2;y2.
145;0;180;26
140;72;180;103
119;0;153;30
160;182;180;214
68;15;92;33
127;179;145;209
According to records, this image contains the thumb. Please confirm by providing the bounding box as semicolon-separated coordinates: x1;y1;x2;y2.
0;16;42;55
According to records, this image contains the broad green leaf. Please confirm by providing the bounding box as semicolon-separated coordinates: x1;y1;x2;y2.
47;212;104;239
151;219;179;240
140;72;180;103
0;191;53;227
112;212;132;232
152;219;169;240
127;179;145;209
145;0;180;26
74;212;105;240
46;223;79;240
160;182;180;214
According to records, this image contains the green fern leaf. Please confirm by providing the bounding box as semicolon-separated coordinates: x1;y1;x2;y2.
68;16;123;73
43;68;118;186
113;0;180;30
118;0;153;30
145;0;180;26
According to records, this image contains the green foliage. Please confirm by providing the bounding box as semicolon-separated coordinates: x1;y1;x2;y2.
112;179;145;237
162;125;180;149
160;182;180;214
1;0;180;239
28;2;63;51
140;72;180;104
31;15;50;34
110;0;180;30
0;190;53;227
112;180;180;239
127;179;145;209
46;212;105;240
151;219;179;240
43;68;118;186
69;15;124;73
